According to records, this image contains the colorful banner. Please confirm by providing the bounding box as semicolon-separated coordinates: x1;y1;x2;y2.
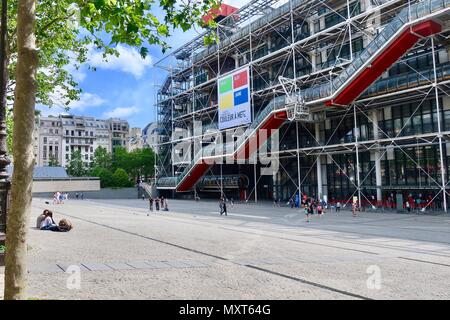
218;67;251;130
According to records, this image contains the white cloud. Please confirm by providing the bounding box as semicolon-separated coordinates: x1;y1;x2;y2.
69;92;106;111
88;44;152;78
37;91;106;116
104;106;140;118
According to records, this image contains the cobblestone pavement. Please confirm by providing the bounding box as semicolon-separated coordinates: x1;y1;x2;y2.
2;197;450;299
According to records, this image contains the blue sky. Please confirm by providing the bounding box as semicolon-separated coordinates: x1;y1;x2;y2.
37;0;249;129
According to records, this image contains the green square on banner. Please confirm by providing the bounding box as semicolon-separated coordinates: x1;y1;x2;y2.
219;77;232;94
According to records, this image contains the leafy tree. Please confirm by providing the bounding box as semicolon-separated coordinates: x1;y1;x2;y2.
140;148;156;180
92;146;111;170
91;166;114;188
111;146;130;172
5;0;221;299
65;149;86;177
47;154;59;167
112;168;132;188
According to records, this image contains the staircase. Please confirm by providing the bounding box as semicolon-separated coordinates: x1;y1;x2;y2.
157;0;450;192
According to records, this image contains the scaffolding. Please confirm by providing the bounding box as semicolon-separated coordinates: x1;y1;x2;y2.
155;0;450;211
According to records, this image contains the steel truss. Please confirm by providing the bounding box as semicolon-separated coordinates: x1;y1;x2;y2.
155;0;450;207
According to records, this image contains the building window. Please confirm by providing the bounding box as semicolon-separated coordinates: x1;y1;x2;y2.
43;137;47;144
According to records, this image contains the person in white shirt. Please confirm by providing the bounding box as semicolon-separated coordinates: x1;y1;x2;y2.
40;210;59;231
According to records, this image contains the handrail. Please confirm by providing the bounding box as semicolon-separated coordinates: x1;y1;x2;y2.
157;0;450;190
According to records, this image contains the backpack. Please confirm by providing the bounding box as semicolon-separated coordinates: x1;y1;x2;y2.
59;219;73;232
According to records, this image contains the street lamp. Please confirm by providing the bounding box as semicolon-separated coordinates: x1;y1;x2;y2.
0;0;11;234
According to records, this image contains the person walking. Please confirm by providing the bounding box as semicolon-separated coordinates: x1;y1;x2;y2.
149;198;154;212
230;197;234;208
317;203;323;217
336;201;341;213
160;197;166;212
219;197;224;215
75;192;79;200
155;197;160;211
352;202;358;217
222;198;228;216
163;198;169;211
304;204;310;223
308;201;314;219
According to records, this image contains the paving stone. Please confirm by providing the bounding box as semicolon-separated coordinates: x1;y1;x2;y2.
232;259;252;266
106;262;136;271
145;261;171;269
28;263;64;273
126;261;152;269
181;260;210;268
56;263;89;272
81;263;113;271
261;258;283;265
164;260;191;268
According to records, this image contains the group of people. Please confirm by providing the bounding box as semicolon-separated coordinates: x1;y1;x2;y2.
75;192;85;200
52;192;85;204
37;209;73;232
53;192;68;204
302;197;326;222
148;197;169;212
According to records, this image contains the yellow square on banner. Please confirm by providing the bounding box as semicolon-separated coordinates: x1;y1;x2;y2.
220;93;233;110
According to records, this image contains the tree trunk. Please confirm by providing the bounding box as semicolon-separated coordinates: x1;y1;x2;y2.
4;0;37;300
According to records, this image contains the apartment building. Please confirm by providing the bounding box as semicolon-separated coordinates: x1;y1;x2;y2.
35;114;130;167
128;127;143;152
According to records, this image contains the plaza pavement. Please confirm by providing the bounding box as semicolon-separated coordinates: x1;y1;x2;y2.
1;197;450;299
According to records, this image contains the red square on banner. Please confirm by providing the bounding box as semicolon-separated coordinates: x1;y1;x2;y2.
233;70;248;89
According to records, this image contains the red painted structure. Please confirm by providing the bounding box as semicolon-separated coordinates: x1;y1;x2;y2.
176;19;442;192
202;4;238;25
326;20;442;106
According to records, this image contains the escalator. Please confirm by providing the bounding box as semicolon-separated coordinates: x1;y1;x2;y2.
157;0;450;192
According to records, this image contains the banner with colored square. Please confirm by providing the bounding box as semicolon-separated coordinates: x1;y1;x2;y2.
218;67;251;130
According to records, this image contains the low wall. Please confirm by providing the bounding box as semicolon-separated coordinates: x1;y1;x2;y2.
34;187;138;199
32;178;100;193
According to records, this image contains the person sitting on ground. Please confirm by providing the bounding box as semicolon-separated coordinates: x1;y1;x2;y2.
36;210;49;229
40;210;73;232
40;210;60;231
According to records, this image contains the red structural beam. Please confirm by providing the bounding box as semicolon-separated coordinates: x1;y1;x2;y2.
235;110;287;160
326;20;442;106
176;110;287;191
202;4;238;25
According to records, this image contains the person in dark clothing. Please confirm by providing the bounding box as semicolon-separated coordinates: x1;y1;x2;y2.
160;197;165;212
222;198;227;216
149;198;154;212
219;197;227;216
155;197;160;211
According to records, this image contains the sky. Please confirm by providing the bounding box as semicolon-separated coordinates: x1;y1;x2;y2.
37;0;251;129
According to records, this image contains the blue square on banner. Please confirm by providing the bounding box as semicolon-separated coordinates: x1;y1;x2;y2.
234;88;249;106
